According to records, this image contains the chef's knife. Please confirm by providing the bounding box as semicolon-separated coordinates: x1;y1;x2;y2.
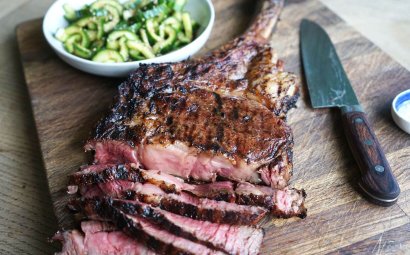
300;19;400;206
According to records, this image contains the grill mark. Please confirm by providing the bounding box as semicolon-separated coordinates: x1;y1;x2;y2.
95;199;198;255
111;200;228;253
91;85;292;164
73;164;299;215
165;116;173;126
69;165;143;185
216;124;224;143
212;92;223;115
231;107;239;120
132;192;267;225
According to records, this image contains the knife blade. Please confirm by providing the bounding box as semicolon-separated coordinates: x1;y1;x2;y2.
300;19;400;206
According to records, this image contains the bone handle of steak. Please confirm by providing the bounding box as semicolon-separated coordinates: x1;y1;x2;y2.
245;0;285;41
341;109;400;206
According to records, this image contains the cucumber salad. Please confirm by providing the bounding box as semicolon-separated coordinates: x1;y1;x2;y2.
55;0;198;63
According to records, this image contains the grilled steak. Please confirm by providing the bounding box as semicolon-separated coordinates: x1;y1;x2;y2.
69;163;306;218
235;182;306;218
75;198;225;254
86;87;293;188
72;197;263;255
55;1;307;254
69;163;236;202
78;180;268;225
53;221;155;255
85;0;298;189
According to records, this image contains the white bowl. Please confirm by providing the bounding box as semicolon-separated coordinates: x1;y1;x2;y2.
392;89;410;134
43;0;215;77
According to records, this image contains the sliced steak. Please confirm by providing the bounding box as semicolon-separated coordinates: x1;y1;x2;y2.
53;221;155;255
76;198;225;254
69;164;142;186
69;164;306;218
73;198;263;255
78;180;267;225
69;163;235;201
236;182;307;218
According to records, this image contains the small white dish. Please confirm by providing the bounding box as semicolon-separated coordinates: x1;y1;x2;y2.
392;89;410;134
43;0;215;77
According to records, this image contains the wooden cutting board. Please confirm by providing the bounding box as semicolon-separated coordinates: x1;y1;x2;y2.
16;0;410;254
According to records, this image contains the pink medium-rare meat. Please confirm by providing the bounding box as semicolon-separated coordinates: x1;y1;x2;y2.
85;0;298;189
86;89;292;188
75;199;225;255
70;163;236;202
80;220;117;233
69;163;306;218
235;182;307;218
73;197;263;255
53;221;155;255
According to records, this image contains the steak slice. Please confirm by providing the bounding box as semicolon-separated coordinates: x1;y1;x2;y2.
75;198;225;255
69;163;307;218
78;180;267;225
53;221;155;255
235;182;307;218
69;163;235;201
73;197;263;255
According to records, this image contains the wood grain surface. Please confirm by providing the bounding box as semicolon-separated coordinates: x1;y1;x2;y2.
15;0;410;254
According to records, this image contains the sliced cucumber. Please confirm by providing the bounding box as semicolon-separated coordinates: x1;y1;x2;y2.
139;29;151;49
97;18;105;39
63;3;77;21
129;50;145;60
63;34;81;53
76;17;96;27
90;0;123;13
103;5;120;32
55;26;82;42
163;16;181;31
181;12;192;41
75;17;100;31
146;19;163;42
177;31;190;43
85;30;98;41
159;24;165;39
80;29;90;48
90;40;105;53
107;30;138;49
118;37;129;61
107;41;119;50
153;26;176;54
173;11;182;21
92;49;124;63
56;0;195;62
127;40;155;59
108;30;139;41
73;43;93;59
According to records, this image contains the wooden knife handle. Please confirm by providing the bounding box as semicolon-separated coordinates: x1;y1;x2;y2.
341;110;400;206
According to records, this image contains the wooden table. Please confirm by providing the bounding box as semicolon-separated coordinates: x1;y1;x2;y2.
1;0;410;254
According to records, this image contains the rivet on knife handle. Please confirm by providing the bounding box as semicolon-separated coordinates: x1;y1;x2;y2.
341;107;400;206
